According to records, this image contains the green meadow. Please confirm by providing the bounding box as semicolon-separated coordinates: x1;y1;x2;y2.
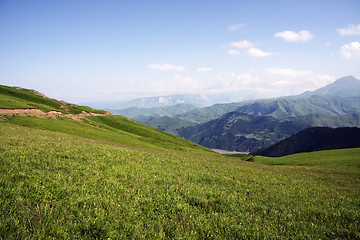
1;118;359;239
253;148;360;169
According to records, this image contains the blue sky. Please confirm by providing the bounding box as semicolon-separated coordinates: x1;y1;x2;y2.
1;0;360;103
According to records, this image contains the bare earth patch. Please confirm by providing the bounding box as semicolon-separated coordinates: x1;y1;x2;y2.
0;108;112;122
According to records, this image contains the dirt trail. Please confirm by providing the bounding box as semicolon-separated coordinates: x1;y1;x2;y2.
0;108;112;122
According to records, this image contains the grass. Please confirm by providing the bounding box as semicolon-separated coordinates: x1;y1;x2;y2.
3;115;214;155
1;121;360;239
222;153;253;161
253;148;360;169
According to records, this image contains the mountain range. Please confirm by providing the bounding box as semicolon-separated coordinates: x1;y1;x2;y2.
111;76;360;152
178;112;360;152
84;94;214;110
115;76;360;122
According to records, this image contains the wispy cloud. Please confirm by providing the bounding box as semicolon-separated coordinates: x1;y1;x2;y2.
217;71;258;85
265;68;313;77
324;42;331;47
265;67;335;90
227;49;240;56
227;40;272;57
340;42;360;59
148;63;184;71
337;24;360;36
247;48;273;57
274;30;313;42
228;40;254;49
227;23;247;31
197;67;212;72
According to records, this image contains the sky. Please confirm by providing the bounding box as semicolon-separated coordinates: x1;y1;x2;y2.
1;0;360;103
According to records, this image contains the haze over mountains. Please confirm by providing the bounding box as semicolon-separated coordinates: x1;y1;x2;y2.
84;92;248;110
107;76;360;152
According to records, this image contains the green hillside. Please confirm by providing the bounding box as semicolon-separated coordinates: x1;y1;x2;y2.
2;115;213;154
253;148;360;169
0;85;106;114
1;123;360;239
252;127;360;157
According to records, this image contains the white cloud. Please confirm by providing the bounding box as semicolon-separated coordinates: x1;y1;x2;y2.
228;40;254;49
340;42;360;59
337;24;360;36
148;63;184;71
227;23;247;31
265;67;336;90
227;49;240;56
227;40;272;57
174;74;196;86
197;67;212;72
265;68;312;77
216;72;260;91
247;48;273;57
274;30;314;42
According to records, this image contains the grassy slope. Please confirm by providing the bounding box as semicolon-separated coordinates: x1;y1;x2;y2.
0;84;212;154
253;148;360;169
2;115;213;155
0;85;106;114
1;122;360;239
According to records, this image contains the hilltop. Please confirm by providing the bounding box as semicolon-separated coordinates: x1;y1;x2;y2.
301;75;360;98
0;85;108;115
253;127;360;157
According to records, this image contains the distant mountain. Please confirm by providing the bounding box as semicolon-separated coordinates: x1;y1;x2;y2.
104;76;360;152
123;94;213;108
177;112;360;152
176;76;360;122
109;104;198;119
301;75;360;98
81;94;212;110
82;92;254;110
136;116;198;135
253;127;360;157
234;95;357;119
178;112;283;152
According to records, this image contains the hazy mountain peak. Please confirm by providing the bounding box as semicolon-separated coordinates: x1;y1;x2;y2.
304;75;360;97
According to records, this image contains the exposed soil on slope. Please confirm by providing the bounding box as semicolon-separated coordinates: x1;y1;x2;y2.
0;108;112;122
